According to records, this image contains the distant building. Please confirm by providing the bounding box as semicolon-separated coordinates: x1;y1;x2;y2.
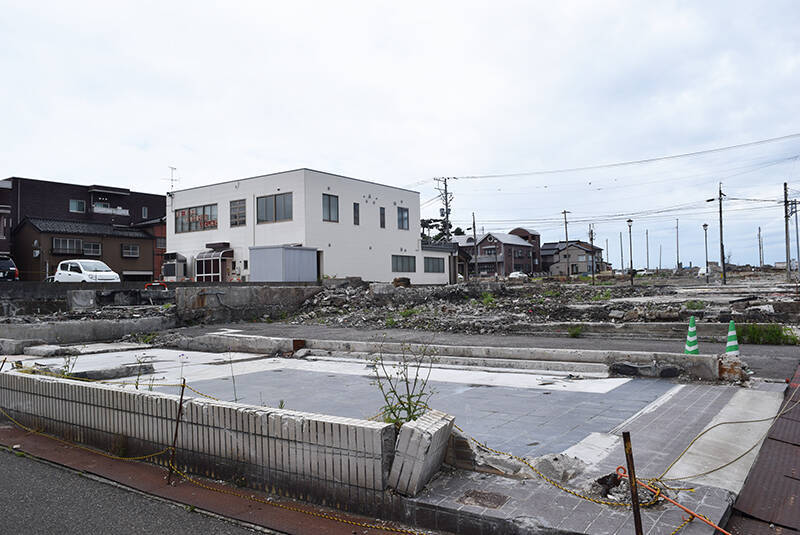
541;240;606;276
1;177;166;280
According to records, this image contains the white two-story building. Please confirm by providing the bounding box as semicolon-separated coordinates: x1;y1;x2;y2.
166;168;453;284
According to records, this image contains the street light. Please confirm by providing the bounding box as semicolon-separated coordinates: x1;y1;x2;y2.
702;223;709;284
627;219;634;287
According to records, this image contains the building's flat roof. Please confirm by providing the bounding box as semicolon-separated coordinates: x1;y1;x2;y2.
171;168;420;195
2;176;165;198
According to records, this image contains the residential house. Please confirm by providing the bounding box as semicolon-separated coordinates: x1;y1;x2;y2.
472;232;534;277
13;218;157;281
1;177;166;280
541;240;606;276
166;168;452;284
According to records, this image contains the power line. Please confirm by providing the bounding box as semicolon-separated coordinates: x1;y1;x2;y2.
450;133;800;179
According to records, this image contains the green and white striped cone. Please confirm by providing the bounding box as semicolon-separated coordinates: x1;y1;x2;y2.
726;320;740;356
684;315;699;355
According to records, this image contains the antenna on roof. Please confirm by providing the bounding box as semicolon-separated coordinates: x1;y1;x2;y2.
164;166;179;192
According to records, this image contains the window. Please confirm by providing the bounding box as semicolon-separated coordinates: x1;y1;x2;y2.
69;199;86;213
53;237;82;254
175;204;218;233
424;257;445;273
379;207;386;228
484;247;496;256
391;255;416;272
83;242;101;256
0;216;8;240
257;193;292;223
95;201;111;209
142;206;149;219
122;244;140;258
156;237;166;249
230;199;246;227
322;194;339;222
397;207;409;230
353;202;360;225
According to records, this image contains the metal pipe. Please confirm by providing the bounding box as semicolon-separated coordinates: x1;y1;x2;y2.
167;378;187;484
622;432;644;535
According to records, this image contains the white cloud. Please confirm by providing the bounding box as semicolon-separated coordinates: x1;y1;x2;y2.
1;0;799;267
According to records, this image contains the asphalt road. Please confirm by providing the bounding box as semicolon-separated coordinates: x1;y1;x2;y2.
0;450;262;535
181;323;800;381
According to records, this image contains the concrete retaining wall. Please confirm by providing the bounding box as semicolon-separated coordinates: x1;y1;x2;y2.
176;285;323;323
0;317;176;346
389;410;455;496
305;339;720;380
0;371;396;514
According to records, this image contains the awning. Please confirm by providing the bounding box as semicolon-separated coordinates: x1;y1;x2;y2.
196;249;234;260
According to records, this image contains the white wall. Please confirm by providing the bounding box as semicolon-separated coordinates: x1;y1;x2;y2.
166;169;449;284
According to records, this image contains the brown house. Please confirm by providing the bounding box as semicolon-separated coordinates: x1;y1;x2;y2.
14;218;156;281
541;240;606;276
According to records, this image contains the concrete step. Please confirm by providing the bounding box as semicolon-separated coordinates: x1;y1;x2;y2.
301;349;610;377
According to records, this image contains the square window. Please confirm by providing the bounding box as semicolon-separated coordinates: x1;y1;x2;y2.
353;202;360;225
69;199;86;213
230;199;247;227
122;244;140;258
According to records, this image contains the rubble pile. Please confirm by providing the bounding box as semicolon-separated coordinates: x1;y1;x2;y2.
288;281;687;335
0;304;176;324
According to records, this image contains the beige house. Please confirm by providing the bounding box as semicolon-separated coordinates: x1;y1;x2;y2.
541;240;606;276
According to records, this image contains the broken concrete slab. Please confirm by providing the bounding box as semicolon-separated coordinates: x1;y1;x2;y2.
388;409;455;496
66;289;97;312
0;338;47;355
1;317;176;345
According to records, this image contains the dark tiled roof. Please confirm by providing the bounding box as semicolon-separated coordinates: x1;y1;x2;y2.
25;218;152;239
728;364;800;533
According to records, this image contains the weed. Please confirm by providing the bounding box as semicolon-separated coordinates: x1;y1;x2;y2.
228;351;238;402
385;316;397;327
136;332;157;344
736;324;799;345
480;292;495;306
371;342;437;428
133;352;153;390
591;289;612;301
278;399;286;409
184;505;196;513
400;308;419;318
60;354;78;377
684;300;705;310
161;303;173;310
568;325;584;338
543;289;561;298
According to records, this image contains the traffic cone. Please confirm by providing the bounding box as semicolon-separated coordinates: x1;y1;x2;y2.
726;320;740;356
684;315;699;355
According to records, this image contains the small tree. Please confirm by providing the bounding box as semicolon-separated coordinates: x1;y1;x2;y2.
371;343;436;427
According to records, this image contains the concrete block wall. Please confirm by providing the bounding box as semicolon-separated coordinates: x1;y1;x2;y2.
388;409;455;496
0;371;396;514
176;285;323;323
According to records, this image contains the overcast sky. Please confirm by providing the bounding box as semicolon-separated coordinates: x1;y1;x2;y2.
2;1;799;269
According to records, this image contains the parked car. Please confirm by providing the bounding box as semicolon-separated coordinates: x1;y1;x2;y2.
0;256;19;281
508;271;529;281
53;260;121;283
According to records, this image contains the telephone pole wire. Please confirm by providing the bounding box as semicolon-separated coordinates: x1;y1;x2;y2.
785;182;792;281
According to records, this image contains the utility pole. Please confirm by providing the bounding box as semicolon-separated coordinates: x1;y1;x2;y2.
645;229;649;271
719;183;727;285
619;232;624;272
675;218;680;269
659;244;662;272
758;227;763;268
589;224;595;285
434;177;455;241
472;212;478;281
562;210;570;242
605;238;609;269
794;200;799;274
785;183;791;281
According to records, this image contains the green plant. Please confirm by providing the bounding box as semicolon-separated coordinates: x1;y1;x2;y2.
136;332;157;344
385;316;397;327
133;352;153;390
480;292;495;306
371;343;437;428
736;324;799;345
568;325;584;338
684;300;705;310
543;289;561;298
591;289;612;301
228;351;238;402
60;354;78;377
400;308;419;318
278;399;286;409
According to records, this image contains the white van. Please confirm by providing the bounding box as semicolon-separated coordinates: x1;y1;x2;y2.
54;260;121;283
